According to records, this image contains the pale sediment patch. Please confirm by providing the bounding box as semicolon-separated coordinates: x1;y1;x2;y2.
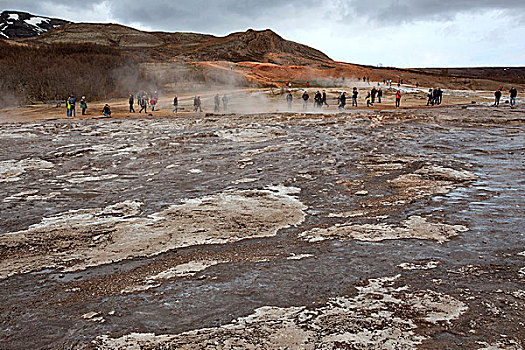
218;126;287;142
232;178;257;184
3;190;38;202
327;210;367;218
519;267;525;276
96;275;467;349
286;254;314;261
1;131;39;139
3;190;60;202
122;259;228;294
397;261;440;270
0;186;306;280
66;174;119;184
476;340;524;350
0;158;54;183
415;165;477;182
150;259;226;279
300;216;468;243
388;173;455;200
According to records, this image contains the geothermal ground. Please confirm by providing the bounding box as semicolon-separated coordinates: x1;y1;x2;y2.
0;94;524;349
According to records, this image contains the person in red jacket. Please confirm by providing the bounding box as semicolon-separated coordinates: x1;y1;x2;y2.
395;90;401;108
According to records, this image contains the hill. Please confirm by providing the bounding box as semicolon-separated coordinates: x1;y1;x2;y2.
22;22;331;65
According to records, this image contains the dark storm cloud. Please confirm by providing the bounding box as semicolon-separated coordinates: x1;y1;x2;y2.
1;0;523;31
105;0;321;33
343;0;525;23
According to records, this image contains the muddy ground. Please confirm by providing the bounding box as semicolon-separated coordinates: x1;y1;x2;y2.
0;103;524;349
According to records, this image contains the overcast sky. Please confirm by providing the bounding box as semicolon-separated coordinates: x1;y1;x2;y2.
2;0;524;67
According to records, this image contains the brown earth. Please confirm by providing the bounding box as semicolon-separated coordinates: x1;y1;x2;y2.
13;22;525;92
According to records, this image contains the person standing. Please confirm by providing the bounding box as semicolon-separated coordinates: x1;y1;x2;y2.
151;97;157;112
214;93;220;112
196;96;202;112
193;96;198;111
338;92;346;109
371;87;377;104
286;92;293;110
66;96;71;117
69;95;76;117
395;90;401;108
432;88;440;106
80;96;87;115
352;87;358;107
509;87;518;107
129;94;135;113
436;87;443;105
377;89;383;103
322;90;328;107
494;89;502;107
222;95;228;111
302;91;309;110
173;96;178;113
314;91;322;109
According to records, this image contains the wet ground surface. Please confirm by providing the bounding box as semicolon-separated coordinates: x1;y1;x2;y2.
0;105;524;349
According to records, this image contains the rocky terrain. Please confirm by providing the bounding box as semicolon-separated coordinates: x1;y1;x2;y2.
0;98;523;349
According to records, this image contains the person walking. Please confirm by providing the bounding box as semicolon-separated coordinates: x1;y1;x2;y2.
80;96;87;115
214;93;220;112
129;94;135;113
366;92;372;107
509;87;518;107
377;89;382;103
427;89;434;106
371;87;377;104
193;96;198;112
395;90;402;108
222;95;228;111
139;97;147;113
286;92;293;110
302;91;309;110
322;90;328;106
352;87;358;107
494;89;502;107
173;96;178;113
